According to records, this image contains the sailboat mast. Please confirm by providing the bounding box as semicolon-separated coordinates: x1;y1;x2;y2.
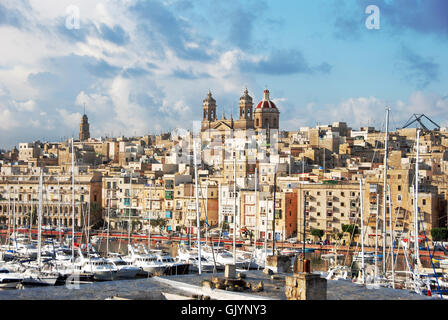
7;185;10;249
148;179;152;250
193;138;202;274
360;178;365;284
387;184;395;288
414;129;420;265
128;171;132;245
205;178;208;245
106;190;110;256
375;193;379;281
382;107;390;275
233;154;237;265
71;138;75;268
12;187;16;248
58;177;61;243
37;171;43;269
254;167;258;255
272;167;277;254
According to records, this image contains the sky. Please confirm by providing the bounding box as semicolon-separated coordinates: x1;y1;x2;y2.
0;0;447;149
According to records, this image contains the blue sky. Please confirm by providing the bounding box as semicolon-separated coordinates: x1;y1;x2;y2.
0;0;447;148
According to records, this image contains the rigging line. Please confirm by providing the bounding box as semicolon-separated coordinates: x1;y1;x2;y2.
389;109;399;132
418;208;443;299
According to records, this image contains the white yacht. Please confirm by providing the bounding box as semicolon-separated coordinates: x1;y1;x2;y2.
123;244;165;276
152;250;190;275
0;267;24;289
21;268;59;286
202;248;246;269
106;254;140;279
176;247;216;273
73;248;117;281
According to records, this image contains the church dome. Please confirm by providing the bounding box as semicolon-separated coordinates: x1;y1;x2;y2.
255;89;277;111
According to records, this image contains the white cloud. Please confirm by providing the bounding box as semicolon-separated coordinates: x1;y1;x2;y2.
0;107;20;130
58;109;81;131
12;99;36;112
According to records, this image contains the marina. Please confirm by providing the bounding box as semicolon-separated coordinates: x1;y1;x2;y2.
0;228;446;300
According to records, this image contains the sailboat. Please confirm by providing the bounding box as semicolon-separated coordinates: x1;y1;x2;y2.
21;171;59;287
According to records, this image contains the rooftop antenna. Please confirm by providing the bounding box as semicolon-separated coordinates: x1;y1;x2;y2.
83;103;86;115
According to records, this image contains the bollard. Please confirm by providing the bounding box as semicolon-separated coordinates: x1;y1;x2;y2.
265;255;291;273
293;258;311;274
286;258;327;300
225;264;236;279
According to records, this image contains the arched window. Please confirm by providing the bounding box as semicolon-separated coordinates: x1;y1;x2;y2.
256;118;259;127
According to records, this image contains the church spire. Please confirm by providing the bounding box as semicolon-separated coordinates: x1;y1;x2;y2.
79;104;90;141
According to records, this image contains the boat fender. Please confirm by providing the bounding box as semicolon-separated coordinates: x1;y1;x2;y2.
427;290;432;297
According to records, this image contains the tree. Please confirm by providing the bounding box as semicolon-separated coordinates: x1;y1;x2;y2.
150;218;160;231
158;218;167;234
220;221;229;232
311;228;324;240
431;227;448;241
342;224;359;235
333;232;344;240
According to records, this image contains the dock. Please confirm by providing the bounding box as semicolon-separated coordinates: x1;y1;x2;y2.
0;270;435;300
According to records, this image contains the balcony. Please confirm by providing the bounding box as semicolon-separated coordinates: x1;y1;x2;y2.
174;212;182;220
165;191;173;200
274;209;281;219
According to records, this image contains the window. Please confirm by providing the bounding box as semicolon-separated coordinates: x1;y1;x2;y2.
397;195;402;201
422;199;426;205
398;185;402;191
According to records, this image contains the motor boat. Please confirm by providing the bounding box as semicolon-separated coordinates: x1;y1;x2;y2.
152;250;190;275
73;248;117;281
106;254;140;279
122;244;166;276
176;247;215;273
0;268;24;289
21;268;59;286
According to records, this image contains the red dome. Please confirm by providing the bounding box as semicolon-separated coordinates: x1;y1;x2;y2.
255;89;277;110
256;100;277;109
